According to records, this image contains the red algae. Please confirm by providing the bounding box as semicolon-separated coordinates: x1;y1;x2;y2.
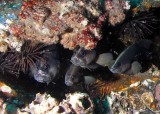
15;0;102;50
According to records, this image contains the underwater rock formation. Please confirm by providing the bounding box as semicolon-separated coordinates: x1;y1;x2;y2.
60;24;101;50
155;83;160;109
0;18;24;52
0;81;17;97
87;73;160;113
132;0;160;13
0;0;23;52
86;74;159;97
20;92;94;114
105;0;130;26
109;91;133;114
0;81;19;114
20;93;59;114
16;0;102;50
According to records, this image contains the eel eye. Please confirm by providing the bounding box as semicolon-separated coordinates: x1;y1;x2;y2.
80;51;86;57
115;62;121;67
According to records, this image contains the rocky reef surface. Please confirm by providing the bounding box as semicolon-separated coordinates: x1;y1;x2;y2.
0;92;94;114
1;0;160;114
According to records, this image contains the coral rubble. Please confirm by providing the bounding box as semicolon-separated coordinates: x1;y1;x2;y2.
20;92;94;114
132;0;160;13
0;0;23;52
0;81;17;97
87;73;160;113
16;0;102;50
105;0;130;26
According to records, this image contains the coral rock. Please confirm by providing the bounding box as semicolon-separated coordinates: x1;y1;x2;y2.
141;92;154;108
87;74;160;97
17;0;102;50
109;91;133;114
22;93;59;114
105;0;130;26
155;83;160;101
20;92;94;114
0;81;17;97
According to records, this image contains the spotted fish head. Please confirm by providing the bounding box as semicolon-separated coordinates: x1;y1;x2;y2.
109;61;130;74
33;59;60;84
71;47;96;67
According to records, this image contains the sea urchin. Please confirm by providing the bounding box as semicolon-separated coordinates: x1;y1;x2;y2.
120;12;159;39
2;40;50;75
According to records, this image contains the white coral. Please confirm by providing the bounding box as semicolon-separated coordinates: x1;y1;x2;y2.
20;92;94;114
22;93;59;114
